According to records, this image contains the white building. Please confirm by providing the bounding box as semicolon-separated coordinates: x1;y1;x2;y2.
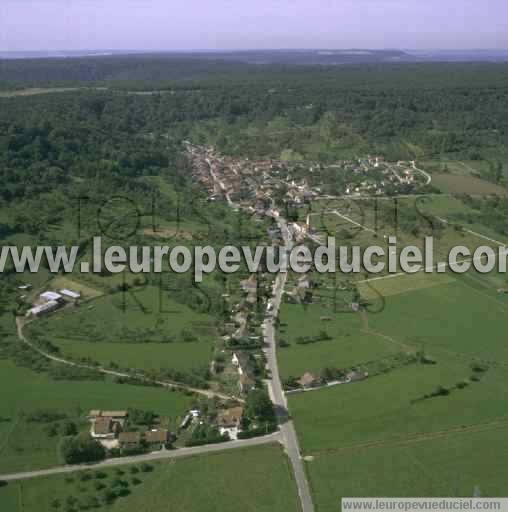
60;289;81;299
40;291;62;302
27;300;60;317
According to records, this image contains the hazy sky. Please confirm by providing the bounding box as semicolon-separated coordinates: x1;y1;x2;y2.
1;0;507;51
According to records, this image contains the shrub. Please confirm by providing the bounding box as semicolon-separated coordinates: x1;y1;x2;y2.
60;434;106;465
79;471;92;482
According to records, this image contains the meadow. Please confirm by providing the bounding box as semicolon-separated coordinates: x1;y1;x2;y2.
431;174;508;196
278;302;400;379
26;285;216;373
283;260;508;505
306;427;508;511
0;444;300;512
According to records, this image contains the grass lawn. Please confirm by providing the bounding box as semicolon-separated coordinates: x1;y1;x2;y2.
0;359;192;473
0;445;300;512
306;427;508;511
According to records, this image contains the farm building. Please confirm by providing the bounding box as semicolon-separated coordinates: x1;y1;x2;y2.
40;291;63;302
60;288;81;299
26;300;60;317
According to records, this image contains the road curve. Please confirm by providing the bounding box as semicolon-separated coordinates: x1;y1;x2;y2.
15;318;241;403
0;433;282;482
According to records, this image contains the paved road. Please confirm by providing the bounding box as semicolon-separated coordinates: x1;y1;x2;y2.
205;159;316;512
15;318;240;403
0;433;281;482
263;218;316;512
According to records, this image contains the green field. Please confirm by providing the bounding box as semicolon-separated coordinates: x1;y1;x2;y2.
0;359;192;473
432;174;508;196
26;285;216;373
288;273;508;451
278;302;400;379
368;277;508;360
306;427;508;511
0;445;300;512
283;266;508;504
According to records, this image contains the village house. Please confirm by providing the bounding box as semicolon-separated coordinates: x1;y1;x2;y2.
298;372;320;389
217;406;244;440
144;429;170;449
89;410;128;439
91;417;116;439
118;431;142;449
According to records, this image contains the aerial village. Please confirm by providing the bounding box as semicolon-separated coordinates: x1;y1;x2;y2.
8;143;428;461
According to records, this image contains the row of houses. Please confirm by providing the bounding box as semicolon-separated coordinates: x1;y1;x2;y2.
89;410;171;450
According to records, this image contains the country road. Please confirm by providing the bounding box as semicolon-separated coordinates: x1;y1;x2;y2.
15;318;241;403
263;217;316;512
0;433;281;482
204;156;316;512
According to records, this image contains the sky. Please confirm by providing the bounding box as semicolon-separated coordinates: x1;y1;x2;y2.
1;0;507;52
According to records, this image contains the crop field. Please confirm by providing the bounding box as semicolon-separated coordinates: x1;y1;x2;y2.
306;427;508;511
0;359;192;473
0;445;300;512
25;285;216;373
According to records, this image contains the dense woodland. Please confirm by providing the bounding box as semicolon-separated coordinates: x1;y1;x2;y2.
1;57;508;330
